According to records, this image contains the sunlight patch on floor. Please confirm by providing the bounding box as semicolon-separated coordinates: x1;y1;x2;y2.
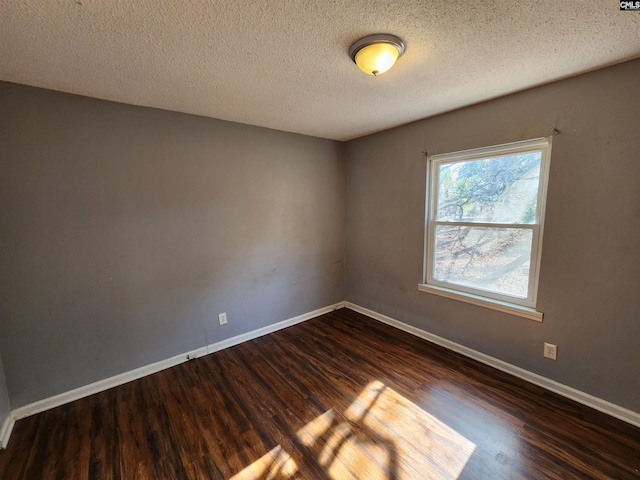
228;444;298;479
231;380;475;479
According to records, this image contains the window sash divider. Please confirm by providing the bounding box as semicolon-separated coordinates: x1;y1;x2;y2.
430;221;537;230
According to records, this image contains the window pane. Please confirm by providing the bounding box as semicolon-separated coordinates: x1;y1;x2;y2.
434;226;533;298
436;152;541;223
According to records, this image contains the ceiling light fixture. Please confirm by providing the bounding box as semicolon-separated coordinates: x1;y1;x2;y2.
349;34;405;76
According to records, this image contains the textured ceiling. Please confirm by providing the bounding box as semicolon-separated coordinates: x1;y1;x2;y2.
2;1;640;141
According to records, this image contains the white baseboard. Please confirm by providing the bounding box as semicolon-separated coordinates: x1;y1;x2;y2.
6;301;346;446
345;302;640;429
0;413;15;450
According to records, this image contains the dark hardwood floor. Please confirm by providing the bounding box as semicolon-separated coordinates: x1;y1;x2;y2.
1;308;639;479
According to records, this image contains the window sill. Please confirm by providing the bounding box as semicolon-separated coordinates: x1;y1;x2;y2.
417;284;543;322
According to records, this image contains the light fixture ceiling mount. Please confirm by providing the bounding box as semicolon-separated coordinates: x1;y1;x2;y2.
349;34;405;76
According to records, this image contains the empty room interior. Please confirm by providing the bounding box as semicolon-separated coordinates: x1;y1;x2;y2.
1;1;640;478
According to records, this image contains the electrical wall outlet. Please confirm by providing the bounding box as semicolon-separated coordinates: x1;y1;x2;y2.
544;342;557;360
218;312;227;325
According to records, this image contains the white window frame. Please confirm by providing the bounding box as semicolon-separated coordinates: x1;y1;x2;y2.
419;137;552;322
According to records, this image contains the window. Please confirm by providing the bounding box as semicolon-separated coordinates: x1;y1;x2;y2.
419;138;552;321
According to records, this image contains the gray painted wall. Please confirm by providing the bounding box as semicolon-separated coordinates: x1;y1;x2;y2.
0;82;345;408
0;355;10;430
345;59;640;413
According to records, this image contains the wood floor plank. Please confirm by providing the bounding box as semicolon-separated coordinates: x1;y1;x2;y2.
1;308;639;479
51;400;92;480
0;414;43;480
88;389;121;480
184;357;257;478
115;380;161;479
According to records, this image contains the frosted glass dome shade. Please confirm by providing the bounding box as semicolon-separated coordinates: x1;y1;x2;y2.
355;43;399;76
349;34;405;76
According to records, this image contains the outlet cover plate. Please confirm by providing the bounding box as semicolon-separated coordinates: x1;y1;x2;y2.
544;342;557;360
218;312;227;325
